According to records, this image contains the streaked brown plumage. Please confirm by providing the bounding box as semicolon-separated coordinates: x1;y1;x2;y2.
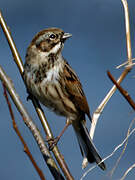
23;27;106;170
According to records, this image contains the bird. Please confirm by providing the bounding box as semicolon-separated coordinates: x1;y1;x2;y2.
23;27;106;170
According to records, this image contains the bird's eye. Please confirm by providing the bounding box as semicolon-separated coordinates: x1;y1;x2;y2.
49;34;56;39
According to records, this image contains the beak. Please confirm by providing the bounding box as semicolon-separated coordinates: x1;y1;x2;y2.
62;32;72;40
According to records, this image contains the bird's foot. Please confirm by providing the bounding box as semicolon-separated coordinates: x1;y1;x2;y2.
46;136;59;151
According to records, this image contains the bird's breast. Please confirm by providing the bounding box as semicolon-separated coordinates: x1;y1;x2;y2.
24;60;77;118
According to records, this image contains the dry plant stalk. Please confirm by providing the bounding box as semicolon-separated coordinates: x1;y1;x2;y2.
107;71;135;177
90;0;132;140
87;0;135;178
120;163;135;180
0;10;74;180
3;84;46;180
107;1;135;178
109;117;135;178
0;66;64;180
107;71;135;110
81;0;133;170
81;117;135;180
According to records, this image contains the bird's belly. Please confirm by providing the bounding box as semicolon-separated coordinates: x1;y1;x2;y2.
30;81;77;118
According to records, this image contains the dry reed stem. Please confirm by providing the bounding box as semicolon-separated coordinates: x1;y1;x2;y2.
3;84;46;180
81;118;135;180
82;0;133;170
0;66;64;179
120;163;135;180
0;10;73;180
90;0;132;139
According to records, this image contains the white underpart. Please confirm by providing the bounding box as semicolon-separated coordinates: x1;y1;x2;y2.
43;61;63;83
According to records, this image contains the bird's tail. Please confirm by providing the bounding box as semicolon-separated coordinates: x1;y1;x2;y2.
73;120;106;171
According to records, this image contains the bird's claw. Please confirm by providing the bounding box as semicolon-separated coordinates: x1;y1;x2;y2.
46;137;59;151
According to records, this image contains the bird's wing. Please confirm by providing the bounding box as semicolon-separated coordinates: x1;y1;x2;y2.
61;61;91;120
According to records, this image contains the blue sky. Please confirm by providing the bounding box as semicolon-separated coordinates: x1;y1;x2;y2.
0;0;135;180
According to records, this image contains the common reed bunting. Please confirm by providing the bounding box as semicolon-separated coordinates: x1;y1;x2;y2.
23;28;106;170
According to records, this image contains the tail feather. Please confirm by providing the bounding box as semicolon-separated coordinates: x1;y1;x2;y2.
73;120;106;171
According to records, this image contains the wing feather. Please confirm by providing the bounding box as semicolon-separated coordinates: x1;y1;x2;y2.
61;61;91;120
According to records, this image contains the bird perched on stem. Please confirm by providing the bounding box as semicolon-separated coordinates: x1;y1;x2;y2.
23;27;106;170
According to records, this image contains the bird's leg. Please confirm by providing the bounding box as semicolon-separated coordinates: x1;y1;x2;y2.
47;119;72;151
